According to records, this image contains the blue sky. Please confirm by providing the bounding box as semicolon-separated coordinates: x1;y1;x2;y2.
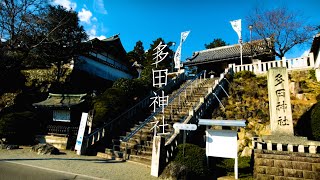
52;0;320;61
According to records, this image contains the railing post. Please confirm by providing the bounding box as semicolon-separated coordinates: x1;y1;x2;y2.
282;57;287;68
231;63;235;73
262;63;266;72
267;62;272;71
257;60;262;73
123;142;128;160
276;60;281;67
287;58;292;70
249;64;252;72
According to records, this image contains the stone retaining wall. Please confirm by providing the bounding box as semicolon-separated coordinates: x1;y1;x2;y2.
253;138;320;180
254;148;320;179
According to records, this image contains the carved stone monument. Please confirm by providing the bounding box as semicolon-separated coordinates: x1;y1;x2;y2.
267;67;294;135
263;67;320;146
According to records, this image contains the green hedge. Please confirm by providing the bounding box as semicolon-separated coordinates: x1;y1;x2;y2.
172;143;209;178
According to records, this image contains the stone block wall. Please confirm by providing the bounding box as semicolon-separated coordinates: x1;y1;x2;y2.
254;149;320;179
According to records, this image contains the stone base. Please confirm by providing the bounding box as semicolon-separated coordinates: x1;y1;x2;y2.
36;135;68;150
261;135;320;146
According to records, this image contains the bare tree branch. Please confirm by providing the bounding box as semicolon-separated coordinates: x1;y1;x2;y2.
246;6;316;59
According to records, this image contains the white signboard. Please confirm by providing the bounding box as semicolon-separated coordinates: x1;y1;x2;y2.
206;129;237;158
75;112;88;152
173;123;197;131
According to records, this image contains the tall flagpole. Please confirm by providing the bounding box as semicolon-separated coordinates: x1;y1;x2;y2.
240;39;243;65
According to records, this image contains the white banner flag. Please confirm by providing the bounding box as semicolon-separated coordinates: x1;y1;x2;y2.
230;19;241;40
181;31;190;43
174;31;190;69
174;45;182;69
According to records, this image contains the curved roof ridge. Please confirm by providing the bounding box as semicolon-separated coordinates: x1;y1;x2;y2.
101;33;120;42
199;44;238;53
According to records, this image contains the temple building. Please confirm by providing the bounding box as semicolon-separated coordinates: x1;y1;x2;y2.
75;34;133;81
183;39;274;74
33;93;87;149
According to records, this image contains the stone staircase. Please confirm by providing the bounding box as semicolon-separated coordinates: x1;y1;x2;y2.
97;75;216;166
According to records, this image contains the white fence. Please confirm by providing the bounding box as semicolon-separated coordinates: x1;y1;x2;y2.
230;53;315;74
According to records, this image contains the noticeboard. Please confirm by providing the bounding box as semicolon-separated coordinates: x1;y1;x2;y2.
206;129;237;158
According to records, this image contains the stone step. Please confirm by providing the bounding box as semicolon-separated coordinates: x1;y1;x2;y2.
97;151;124;161
131;149;153;157
97;152;113;159
131;132;153;140
120;143;153;155
128;154;152;166
120;141;138;150
135;144;153;152
130;126;152;133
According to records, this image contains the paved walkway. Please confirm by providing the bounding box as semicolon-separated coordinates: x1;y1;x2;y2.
0;147;157;180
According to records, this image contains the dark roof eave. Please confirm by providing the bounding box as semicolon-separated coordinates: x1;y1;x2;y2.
33;102;84;109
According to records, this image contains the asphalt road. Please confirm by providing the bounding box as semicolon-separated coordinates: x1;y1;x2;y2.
0;161;103;180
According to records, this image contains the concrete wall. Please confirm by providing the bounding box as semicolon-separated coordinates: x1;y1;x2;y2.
254;149;320;179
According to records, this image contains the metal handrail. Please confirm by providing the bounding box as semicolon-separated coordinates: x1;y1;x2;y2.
85;72;186;141
121;70;206;142
165;67;233;145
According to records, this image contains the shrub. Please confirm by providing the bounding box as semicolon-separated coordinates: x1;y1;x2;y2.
310;101;320;141
308;69;316;81
171;143;209;178
0;111;39;144
234;71;256;79
93;88;127;127
215;157;253;179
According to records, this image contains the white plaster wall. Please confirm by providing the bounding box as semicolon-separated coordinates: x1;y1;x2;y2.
315;46;320;81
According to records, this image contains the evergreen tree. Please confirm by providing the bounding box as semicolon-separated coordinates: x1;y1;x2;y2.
204;38;228;49
127;40;145;64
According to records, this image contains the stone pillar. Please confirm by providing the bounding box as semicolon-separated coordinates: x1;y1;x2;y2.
151;136;165;177
267;68;294;135
316;69;320;82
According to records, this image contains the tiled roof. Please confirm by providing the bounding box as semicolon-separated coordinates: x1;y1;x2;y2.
88;34;128;64
184;39;273;66
33;93;87;109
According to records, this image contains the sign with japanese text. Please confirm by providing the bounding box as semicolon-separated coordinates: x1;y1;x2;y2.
173;123;197;131
267;68;293;135
75;112;88;152
150;41;170;136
